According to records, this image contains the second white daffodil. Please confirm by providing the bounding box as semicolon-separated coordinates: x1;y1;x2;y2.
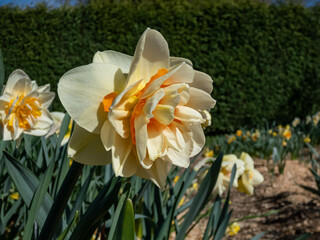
0;70;55;141
58;28;216;189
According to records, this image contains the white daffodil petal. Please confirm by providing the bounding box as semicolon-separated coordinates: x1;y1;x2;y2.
100;120;115;151
186;87;216;110
35;84;50;93
165;148;189;168
34;109;53;129
189;70;213;94
11;78;32;96
240;152;255;169
136;159;168;189
147;126;163;161
141;63;185;99
68;124;112;165
111;134;134;177
162;62;194;85
93;50;133;74
39;92;55;108
58;63;126;133
143;89;165;119
4;70;30;94
189;123;205;157
174;106;204;123
153;104;175;125
126;28;170;87
135;113;148;162
169;56;193;67
252;169;264;185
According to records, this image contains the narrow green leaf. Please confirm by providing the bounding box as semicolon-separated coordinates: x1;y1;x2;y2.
250;232;266;240
176;153;223;240
4;151;54;227
67;167;95;224
108;183;131;240
113;199;135;240
299;184;320;196
23;157;55;240
57;211;79;240
156;183;184;240
69;176;122;240
214;210;232;240
0;49;4;89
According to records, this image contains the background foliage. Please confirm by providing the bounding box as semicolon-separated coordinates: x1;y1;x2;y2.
0;0;320;133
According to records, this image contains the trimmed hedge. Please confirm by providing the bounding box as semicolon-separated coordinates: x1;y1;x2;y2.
0;0;320;133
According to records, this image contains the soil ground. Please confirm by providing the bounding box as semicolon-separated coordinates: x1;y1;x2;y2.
185;158;320;240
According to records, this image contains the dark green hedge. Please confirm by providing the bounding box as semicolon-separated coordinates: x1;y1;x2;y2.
1;0;320;133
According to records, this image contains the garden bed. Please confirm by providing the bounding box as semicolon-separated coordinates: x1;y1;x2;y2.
186;158;320;240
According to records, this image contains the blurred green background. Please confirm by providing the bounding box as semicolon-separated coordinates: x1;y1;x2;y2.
0;0;320;134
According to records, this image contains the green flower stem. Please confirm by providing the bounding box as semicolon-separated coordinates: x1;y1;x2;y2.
38;161;84;240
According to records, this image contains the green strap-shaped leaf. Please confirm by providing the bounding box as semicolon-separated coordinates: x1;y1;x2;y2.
108;183;131;240
0;49;4;90
176;153;224;240
57;211;79;240
250;232;266;240
23;157;55;240
69;176;122;240
3;151;54;227
111;198;135;240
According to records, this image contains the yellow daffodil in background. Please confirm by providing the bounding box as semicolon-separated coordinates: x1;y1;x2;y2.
251;129;260;141
178;196;185;207
292;117;301;127
278;124;284;135
272;131;277;136
0;70;55;141
226;222;240;236
173;176;180;183
9;192;19;200
237;152;264;196
246;131;250;136
46;111;73;146
282;128;291;140
282;140;287;146
192;182;198;191
227;135;236;144
203;147;214;158
58;29;216;189
304;136;311;143
268;129;273;135
236;129;242;137
213;154;245;196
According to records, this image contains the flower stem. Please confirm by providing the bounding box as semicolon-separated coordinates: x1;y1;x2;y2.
38;161;84;240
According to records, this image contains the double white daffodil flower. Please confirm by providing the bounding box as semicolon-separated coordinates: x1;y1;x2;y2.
0;70;55;141
58;28;216;189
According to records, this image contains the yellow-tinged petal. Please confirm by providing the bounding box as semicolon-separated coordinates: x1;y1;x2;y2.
111;134;135;177
153;104;175;125
136;158;168;189
3;70;30;95
93;50;133;74
134;113;148;162
126;28;170;88
100;120;115;151
58;63;126;134
186;87;216;110
68;124;112;165
174;106;204;123
189;70;213;94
